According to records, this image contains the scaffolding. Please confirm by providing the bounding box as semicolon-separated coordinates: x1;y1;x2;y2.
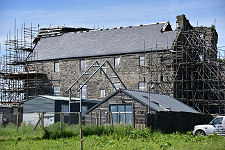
172;29;225;114
0;24;92;104
0;23;45;104
138;28;225;114
0;20;224;114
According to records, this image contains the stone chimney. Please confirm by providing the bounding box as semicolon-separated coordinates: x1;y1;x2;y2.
176;14;193;31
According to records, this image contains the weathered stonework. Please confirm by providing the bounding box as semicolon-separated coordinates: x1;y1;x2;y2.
25;14;224;114
31;52;174;100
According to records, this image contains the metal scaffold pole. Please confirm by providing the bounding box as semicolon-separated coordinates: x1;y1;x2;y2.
79;88;83;150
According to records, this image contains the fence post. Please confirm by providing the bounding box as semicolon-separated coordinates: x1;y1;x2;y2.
41;112;44;129
60;112;63;136
145;105;148;128
118;112;120;124
79;112;83;150
124;113;126;125
16;111;19;132
132;103;135;128
99;111;101;125
38;113;40;124
34;113;42;130
110;112;113;126
90;112;92;125
95;112;98;126
106;112;108;124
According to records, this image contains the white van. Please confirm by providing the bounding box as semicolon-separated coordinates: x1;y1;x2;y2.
193;116;225;136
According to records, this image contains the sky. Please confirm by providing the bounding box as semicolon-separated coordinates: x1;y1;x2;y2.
0;0;225;56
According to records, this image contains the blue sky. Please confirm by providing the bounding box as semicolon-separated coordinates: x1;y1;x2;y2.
0;0;225;55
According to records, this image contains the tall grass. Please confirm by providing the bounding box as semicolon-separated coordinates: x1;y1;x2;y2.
42;123;152;139
0;123;153;140
1;123;225;150
0;122;44;142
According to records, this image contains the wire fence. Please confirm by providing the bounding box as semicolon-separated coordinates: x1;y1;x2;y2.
0;110;147;130
0;112;81;129
0;110;215;133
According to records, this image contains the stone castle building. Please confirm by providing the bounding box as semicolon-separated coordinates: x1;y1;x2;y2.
1;14;224;114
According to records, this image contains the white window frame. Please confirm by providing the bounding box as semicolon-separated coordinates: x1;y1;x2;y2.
113;83;121;91
80;60;86;71
54;86;60;96
100;89;106;98
100;66;107;74
139;56;145;66
138;82;147;92
54;61;59;72
80;85;87;99
110;104;132;124
114;57;120;68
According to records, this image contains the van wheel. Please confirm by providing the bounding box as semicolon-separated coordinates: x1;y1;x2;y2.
195;130;206;136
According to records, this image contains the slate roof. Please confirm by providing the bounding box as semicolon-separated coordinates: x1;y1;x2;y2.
123;90;199;113
30;22;177;61
23;95;100;104
87;89;200;114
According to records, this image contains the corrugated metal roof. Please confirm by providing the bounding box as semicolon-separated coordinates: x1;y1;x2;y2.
0;105;13;108
30;23;177;61
86;89;200;114
123;89;200;113
24;95;100;103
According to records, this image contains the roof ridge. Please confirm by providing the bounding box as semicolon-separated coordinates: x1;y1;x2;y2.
32;22;177;61
78;22;167;33
123;88;161;95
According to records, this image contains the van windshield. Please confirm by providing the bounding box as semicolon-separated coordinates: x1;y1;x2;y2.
209;117;223;125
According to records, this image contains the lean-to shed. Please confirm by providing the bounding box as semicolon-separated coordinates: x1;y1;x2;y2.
85;89;212;131
23;95;99;126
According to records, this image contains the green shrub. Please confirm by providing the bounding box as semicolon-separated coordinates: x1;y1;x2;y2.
42;123;80;139
42;124;154;139
83;125;114;136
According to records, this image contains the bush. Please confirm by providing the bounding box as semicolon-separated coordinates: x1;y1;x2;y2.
42;124;154;139
83;125;114;136
42;123;80;139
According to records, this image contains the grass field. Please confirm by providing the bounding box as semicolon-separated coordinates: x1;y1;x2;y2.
0;123;225;150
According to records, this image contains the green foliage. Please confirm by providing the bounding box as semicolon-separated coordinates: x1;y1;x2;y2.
83;125;114;136
0;123;225;150
42;123;80;139
0;122;43;140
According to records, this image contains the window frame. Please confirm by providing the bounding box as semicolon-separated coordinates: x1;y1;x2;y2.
82;106;88;116
100;66;107;74
54;86;61;96
80;59;86;71
139;56;145;66
54;61;59;72
61;104;69;112
80;84;87;99
113;83;121;91
100;89;106;98
109;104;132;124
114;57;120;68
138;81;147;92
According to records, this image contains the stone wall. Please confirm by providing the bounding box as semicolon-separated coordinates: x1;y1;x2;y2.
29;51;174;100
